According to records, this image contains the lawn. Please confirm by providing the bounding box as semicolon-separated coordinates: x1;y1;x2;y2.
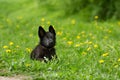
0;0;120;80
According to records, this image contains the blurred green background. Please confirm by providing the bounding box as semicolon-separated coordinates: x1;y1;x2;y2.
31;0;120;20
1;0;120;21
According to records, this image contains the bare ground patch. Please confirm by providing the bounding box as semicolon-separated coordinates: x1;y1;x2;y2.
0;75;32;80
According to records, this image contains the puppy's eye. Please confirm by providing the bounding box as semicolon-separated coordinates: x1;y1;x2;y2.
46;35;51;38
47;35;53;38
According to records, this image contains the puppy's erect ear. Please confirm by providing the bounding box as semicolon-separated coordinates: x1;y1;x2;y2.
38;26;46;38
49;25;56;35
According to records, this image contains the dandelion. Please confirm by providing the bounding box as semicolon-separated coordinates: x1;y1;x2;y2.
94;44;98;48
57;31;62;36
75;44;80;47
80;42;84;45
67;41;73;45
71;19;76;25
88;41;92;45
87;47;91;51
102;53;109;57
118;21;120;26
108;30;112;33
63;37;66;40
3;45;8;49
118;58;120;62
26;48;31;52
84;41;87;44
9;42;14;46
92;36;95;39
81;31;85;34
99;59;104;64
25;63;31;67
82;51;87;55
6;49;11;53
114;65;118;68
16;45;20;48
41;18;45;22
76;35;80;39
94;16;99;19
47;21;51;25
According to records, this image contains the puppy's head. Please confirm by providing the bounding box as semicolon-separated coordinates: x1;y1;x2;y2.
38;25;56;48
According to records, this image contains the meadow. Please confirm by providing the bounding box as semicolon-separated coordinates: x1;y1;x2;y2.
0;0;120;80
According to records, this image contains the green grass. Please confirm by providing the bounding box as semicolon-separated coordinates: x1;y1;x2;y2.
0;0;120;80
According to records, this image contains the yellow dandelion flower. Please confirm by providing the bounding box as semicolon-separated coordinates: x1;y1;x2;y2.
118;21;120;26
88;41;92;45
99;60;104;64
9;42;14;46
82;52;87;55
67;41;73;45
41;18;45;22
76;35;80;39
84;41;88;44
81;31;85;34
80;42;83;45
94;44;98;48
3;45;8;49
94;16;99;19
118;58;120;62
114;65;118;68
16;45;20;48
25;63;31;67
6;49;11;53
57;31;62;36
63;37;66;40
92;36;95;39
71;19;76;25
87;47;91;51
26;48;31;52
47;21;51;25
102;53;109;57
75;44;80;47
108;30;112;33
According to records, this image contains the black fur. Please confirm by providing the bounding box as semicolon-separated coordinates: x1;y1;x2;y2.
30;25;57;62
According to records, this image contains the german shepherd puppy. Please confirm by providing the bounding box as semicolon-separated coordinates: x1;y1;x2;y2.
30;25;57;62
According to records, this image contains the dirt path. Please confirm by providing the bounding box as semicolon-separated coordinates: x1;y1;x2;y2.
0;75;31;80
0;76;20;80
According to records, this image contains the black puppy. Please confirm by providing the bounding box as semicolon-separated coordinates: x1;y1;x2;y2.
30;25;57;62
